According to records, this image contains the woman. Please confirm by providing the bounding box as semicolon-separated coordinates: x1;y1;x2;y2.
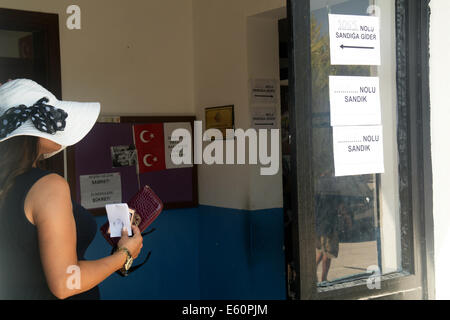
0;79;143;300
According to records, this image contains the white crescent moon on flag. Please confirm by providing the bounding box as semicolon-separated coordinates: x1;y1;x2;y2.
140;130;150;143
143;154;153;167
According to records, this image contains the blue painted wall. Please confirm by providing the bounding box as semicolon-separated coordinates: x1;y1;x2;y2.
85;206;286;300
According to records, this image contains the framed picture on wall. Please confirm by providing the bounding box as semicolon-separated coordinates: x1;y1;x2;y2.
205;105;235;140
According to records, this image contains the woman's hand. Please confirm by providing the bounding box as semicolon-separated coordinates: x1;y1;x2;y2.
117;224;143;259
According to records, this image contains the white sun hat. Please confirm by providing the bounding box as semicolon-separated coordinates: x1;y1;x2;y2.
0;79;101;158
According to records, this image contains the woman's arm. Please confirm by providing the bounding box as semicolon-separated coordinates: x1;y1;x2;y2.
28;173;142;299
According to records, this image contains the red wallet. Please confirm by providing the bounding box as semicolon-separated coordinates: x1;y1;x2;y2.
100;185;164;247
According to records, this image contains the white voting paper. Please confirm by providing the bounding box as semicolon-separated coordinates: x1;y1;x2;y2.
333;126;384;177
80;173;122;209
329;14;381;65
329;76;381;126
105;203;132;238
163;122;193;169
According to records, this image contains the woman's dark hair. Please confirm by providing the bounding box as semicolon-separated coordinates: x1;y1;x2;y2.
0;136;40;208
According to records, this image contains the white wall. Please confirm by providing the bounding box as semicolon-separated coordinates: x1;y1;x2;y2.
429;0;450;300
193;0;285;210
0;0;195;116
247;13;284;210
192;0;251;210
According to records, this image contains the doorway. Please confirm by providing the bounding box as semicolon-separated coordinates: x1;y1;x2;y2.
0;8;64;176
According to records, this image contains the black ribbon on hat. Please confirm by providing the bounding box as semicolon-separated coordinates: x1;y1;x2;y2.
0;97;68;139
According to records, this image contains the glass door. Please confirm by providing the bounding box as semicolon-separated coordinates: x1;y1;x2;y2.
288;0;433;299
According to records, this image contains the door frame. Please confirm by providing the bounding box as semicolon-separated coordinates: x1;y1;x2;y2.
0;8;64;176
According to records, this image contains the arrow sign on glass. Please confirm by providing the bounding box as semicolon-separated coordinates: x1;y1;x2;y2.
329;14;381;65
340;44;375;50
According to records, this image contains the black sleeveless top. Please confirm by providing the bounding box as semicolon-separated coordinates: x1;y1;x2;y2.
0;167;100;300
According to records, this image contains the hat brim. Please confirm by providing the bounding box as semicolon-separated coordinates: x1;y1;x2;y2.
0;101;100;158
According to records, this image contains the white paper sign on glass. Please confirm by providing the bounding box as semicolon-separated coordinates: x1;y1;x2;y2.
333;126;384;177
163;122;193;169
329;76;381;126
80;172;122;209
328;14;381;65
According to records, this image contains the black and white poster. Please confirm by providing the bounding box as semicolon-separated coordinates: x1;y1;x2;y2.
111;145;137;168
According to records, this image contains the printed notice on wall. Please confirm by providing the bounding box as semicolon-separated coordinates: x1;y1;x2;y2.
329;14;381;65
251;106;278;129
80;172;122;209
333;126;384;177
329;76;381;126
163;122;193;169
250;79;278;104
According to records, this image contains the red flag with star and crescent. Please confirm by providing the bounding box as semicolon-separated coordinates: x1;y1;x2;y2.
133;124;166;173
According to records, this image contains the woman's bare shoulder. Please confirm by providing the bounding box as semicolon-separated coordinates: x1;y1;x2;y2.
25;173;72;224
31;173;70;195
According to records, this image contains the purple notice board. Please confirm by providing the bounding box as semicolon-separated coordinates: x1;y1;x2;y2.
67;116;198;216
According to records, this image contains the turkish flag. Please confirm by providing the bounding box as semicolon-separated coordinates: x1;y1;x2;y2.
133;124;166;173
